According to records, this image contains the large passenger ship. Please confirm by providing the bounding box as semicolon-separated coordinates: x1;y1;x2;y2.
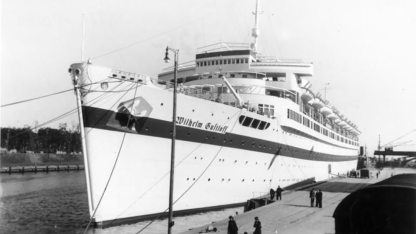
69;0;360;227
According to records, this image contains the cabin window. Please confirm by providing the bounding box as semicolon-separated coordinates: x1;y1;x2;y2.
236;59;240;64
239;115;246;124
242;117;253;126
216;60;219;65
242;74;247;78
258;121;266;130
251;119;260;129
220;60;223;65
245;58;248;63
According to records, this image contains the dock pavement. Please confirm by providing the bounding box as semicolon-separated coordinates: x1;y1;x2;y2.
180;168;416;234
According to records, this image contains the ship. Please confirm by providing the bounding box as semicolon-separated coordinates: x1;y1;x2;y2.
69;0;360;228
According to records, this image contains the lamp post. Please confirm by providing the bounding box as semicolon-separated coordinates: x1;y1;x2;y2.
164;46;179;234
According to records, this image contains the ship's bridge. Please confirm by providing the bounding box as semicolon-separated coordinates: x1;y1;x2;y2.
158;42;314;83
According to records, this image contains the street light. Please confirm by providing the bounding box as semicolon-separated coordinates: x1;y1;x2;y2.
164;46;179;234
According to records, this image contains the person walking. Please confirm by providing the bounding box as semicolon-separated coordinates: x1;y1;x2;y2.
275;186;283;200
227;216;238;234
269;188;275;200
309;188;316;207
315;189;323;208
253;216;261;234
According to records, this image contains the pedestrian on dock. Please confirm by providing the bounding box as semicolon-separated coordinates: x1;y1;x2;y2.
315;189;323;208
269;188;275;200
309;188;316;207
253;216;261;234
275;186;283;200
228;216;238;234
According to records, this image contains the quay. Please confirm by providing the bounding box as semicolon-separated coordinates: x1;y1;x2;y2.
181;168;416;234
0;164;84;173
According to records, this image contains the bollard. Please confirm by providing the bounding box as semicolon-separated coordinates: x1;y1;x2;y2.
34;166;37;173
46;165;49;173
9;166;12;174
57;165;60;172
21;166;25;174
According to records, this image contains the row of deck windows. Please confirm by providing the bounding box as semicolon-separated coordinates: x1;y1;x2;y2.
238;115;271;130
287;109;359;146
196;58;249;67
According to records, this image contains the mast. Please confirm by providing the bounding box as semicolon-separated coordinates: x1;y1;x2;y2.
250;0;262;54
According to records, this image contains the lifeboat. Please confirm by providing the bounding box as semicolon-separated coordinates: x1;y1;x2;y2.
309;98;324;108
301;90;313;102
339;121;347;127
327;113;337;120
320;106;333;115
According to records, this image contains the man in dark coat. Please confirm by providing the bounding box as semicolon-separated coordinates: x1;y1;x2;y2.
228;216;238;234
275;186;283;200
269;188;275;200
253;216;261;234
309;188;316;207
315;189;323;208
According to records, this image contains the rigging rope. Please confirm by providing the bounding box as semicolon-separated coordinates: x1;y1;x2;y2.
3;80;128;141
90;16;203;60
0;88;74;108
0;79;119;108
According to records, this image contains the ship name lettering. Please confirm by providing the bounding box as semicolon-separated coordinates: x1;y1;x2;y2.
176;116;228;134
205;122;228;134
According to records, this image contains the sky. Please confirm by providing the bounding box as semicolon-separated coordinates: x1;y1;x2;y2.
1;0;416;154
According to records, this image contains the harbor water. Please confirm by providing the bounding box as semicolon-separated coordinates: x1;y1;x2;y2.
0;171;243;234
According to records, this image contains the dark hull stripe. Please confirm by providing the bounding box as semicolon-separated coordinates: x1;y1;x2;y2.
82;106;358;162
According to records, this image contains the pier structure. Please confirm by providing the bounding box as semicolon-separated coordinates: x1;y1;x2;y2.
180;168;416;234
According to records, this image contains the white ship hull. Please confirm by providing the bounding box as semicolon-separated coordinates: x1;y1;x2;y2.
70;63;359;226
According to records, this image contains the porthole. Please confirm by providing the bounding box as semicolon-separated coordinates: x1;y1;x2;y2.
100;82;109;90
187;178;189;180
208;178;211;181
234;160;237;163
193;178;196;181
192;109;195;112
160;103;164;106
242;179;245;182
121;75;126;79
